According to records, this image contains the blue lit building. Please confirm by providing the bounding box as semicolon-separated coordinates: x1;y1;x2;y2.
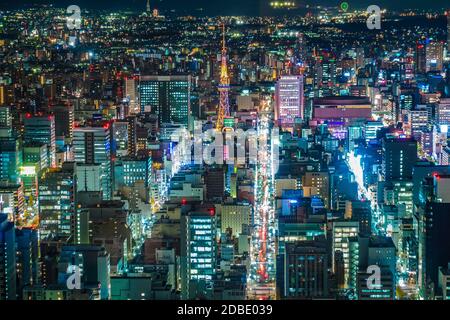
23;115;56;168
0;137;21;185
38;163;76;239
180;210;216;299
0;213;16;300
121;156;152;188
15;227;39;297
139;75;191;127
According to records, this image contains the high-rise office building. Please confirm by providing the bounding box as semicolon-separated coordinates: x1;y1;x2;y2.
139;75;191;127
23;143;48;173
365;121;383;143
438;264;450;300
0;213;16;300
73;126;112;200
415;39;444;73
76;164;102;194
125;77;139;114
347;237;360;291
345;200;372;236
15;227;39;297
24;114;56;167
220;203;252;237
50;104;74;141
315;52;337;97
417;175;450;298
0;106;12;138
0;137;21;184
180;210;216;300
415;40;427;73
409;107;430;135
121;156;152;188
0;85;14;106
205;168;225;201
332;220;359;286
275;75;304;127
426;41;444;72
127;116;138;157
436;98;450;126
382;137;418;182
38;163;77;240
282;240;329;299
347;125;363;152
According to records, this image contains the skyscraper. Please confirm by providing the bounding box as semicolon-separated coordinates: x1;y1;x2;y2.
139;75;191;127
125;77;139;114
436;98;450;126
417;175;450;298
282;240;329;299
0;137;21;185
180;210;216;299
38;163;77;240
332;220;359;286
0;213;16;300
24;114;56;168
50;103;74;141
15;227;39;297
0;106;12;138
382;137;418;182
73;126;112;200
275;75;304;128
426;41;444;72
415;40;427;73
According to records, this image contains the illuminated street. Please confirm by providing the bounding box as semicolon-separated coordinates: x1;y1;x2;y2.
247;114;277;300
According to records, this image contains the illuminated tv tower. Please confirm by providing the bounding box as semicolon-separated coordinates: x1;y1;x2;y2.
216;23;230;132
146;0;151;13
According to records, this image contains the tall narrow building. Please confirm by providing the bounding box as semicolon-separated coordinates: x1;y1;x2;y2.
180;210;216;300
426;41;444;72
73;126;112;200
24;114;56;168
38;163;77;240
0;213;16;300
275;75;304;128
216;23;231;131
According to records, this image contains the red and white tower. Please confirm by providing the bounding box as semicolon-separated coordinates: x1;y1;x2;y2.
216;23;230;132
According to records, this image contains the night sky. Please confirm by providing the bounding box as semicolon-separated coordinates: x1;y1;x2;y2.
0;0;449;15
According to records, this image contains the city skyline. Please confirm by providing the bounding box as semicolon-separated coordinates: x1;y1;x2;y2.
1;0;450;14
1;0;450;305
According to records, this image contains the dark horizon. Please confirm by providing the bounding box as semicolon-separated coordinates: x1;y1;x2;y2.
0;0;449;15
